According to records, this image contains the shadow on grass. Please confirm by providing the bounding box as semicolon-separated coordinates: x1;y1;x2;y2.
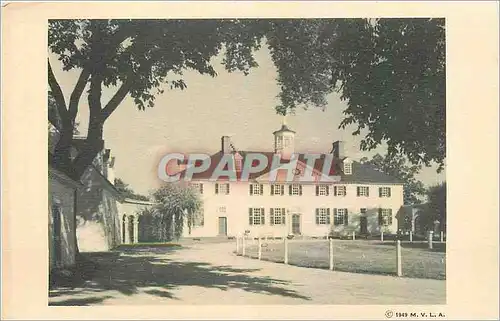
49;295;113;306
373;241;446;253
49;246;311;305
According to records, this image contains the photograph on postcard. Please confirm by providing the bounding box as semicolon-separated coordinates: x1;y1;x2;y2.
47;18;446;306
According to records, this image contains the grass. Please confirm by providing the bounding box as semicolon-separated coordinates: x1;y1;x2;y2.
241;239;446;280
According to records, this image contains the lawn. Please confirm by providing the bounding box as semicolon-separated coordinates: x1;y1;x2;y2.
240;239;446;280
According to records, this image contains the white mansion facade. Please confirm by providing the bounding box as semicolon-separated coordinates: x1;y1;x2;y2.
181;123;404;239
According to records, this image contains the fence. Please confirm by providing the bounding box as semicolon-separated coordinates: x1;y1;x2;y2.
234;233;446;280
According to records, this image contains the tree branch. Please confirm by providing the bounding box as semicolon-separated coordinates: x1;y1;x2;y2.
48;59;68;120
68;68;91;122
101;77;134;121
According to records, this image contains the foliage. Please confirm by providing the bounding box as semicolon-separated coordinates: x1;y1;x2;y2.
360;153;426;205
49;18;445;180
138;183;202;241
425;182;446;231
114;177;150;201
267;19;445;170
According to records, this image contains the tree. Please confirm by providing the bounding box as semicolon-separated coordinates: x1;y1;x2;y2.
114;178;149;201
49;18;445;180
48;19;268;179
146;182;202;241
268;18;445;171
360;153;426;205
426;182;446;232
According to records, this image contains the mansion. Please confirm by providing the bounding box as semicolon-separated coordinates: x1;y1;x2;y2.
181;123;404;239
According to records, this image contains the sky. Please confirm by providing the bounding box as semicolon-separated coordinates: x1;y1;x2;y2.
50;46;446;195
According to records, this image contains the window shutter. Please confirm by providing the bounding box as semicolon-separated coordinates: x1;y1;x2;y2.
299;185;303;195
282;208;286;224
357;186;360;196
261;208;265;225
281;185;285;196
249;208;253;225
260;184;264;195
315;209;319;224
289;185;292;195
334;186;337;196
344;208;349;226
226;183;230;195
327;208;331;225
326;185;330;196
379;187;382;197
378;208;383;225
200;184;204;194
270;185;274;196
249;184;253;195
270;208;274;225
315;185;319;196
366;187;370;197
215;183;219;194
388;209;393;225
388;188;391;197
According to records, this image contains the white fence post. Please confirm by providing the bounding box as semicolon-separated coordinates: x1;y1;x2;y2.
258;237;262;260
440;231;444;243
236;235;240;255
409;230;413;243
329;238;334;271
352;231;356;241
396;240;402;277
242;235;246;256
284;237;289;265
381;231;384;242
428;231;434;249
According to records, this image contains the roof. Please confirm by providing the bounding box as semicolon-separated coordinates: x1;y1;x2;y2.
272;124;296;134
177;151;403;184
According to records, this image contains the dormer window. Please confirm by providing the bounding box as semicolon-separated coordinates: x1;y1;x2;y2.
343;161;352;175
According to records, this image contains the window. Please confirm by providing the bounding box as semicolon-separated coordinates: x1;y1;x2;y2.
315;208;331;225
249;208;265;225
218;206;226;213
334;185;347;196
379;187;391;198
343;162;352;175
275;136;283;149
289;184;302;196
378;208;393;226
216;183;230;195
250;183;263;196
316;184;330;196
190;183;203;194
360;208;367;215
271;184;285;196
334;208;349;226
357;186;369;197
270;208;286;225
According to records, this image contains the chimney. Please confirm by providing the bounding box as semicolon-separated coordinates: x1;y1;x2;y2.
221;136;231;154
332;141;346;159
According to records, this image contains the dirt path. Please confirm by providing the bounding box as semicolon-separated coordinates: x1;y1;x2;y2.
49;241;445;305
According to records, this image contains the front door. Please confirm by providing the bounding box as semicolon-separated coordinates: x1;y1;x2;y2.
291;214;301;235
218;217;227;236
360;216;368;234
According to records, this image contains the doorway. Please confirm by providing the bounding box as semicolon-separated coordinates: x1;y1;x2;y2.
218;217;227;236
291;214;301;235
360;216;368;234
